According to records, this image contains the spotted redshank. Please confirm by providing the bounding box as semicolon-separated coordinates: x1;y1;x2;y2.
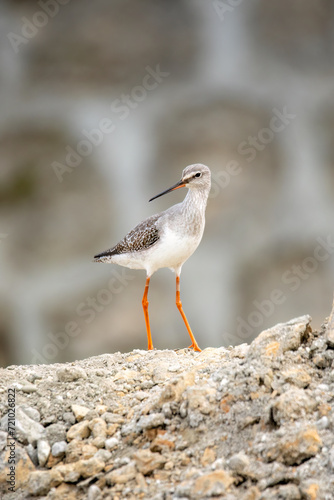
94;163;211;351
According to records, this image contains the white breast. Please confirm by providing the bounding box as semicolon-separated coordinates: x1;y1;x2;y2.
144;226;203;275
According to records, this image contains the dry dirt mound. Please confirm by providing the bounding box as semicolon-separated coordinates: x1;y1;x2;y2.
1;314;334;499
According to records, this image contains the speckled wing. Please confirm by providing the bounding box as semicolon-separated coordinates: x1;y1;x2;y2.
94;214;160;260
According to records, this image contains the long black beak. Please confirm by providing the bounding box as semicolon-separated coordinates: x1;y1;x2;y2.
149;179;186;202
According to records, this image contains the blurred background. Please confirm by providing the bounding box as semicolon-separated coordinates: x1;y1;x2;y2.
1;0;334;366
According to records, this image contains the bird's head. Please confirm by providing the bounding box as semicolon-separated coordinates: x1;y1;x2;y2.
149;164;211;202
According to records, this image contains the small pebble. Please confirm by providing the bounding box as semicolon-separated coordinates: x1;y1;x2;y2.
316;416;329;430
105;437;119;450
37;439;51;467
51;441;68;457
88;484;102;500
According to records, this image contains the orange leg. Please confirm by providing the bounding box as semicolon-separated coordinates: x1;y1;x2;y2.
175;276;201;352
142;276;153;350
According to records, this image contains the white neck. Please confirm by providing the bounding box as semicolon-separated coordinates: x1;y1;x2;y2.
182;186;210;215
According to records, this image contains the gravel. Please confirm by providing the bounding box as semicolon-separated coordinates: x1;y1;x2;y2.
0;313;334;498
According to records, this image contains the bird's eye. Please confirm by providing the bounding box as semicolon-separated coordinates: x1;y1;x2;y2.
194;172;202;178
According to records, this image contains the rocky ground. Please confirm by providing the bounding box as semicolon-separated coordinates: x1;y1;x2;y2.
1;312;334;499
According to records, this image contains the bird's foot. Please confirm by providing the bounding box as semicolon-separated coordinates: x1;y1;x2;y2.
188;343;201;352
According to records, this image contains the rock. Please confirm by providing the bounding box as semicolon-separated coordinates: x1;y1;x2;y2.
150;432;175;453
105;437;119;451
133;449;167;475
248;316;312;361
281;367;311;388
26;443;39;466
103;412;124;424
300;479;321;500
300;481;320;500
72;404;90;422
89;417;107;448
13;380;37;393
201;447;216;466
188;411;204;428
121;421;136;437
45;422;67;446
106;463;137;484
65;440;97;463
180;401;188;418
95;404;108;415
161;402;173;418
56;457;105;483
56;366;87;382
56;462;81;483
0;430;7;452
186;386;216;415
46;453;63;469
241;486;261;500
19;405;40;421
326;297;334;348
193;470;235;497
159;372;196;405
0;445;35;490
77;457;105;478
28;469;63;496
94;449;112;462
267;428;322;465
67;421;91;441
26;372;43;383
51;440;68;457
114;369;140;382
136;413;165;431
326;331;334;349
49;483;78;500
88;484;102;500
85;409;99;421
270;388;317;425
316;416;329;430
1;406;46;445
106;423;119;437
310;337;327;353
134;391;150;401
63;412;76;426
168;363;181;372
37;439;51;467
151;365;170;384
312;353;331;368
268;484;301;500
228;452;250;474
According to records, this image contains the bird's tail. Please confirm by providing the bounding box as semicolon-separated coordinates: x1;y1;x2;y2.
93;249;115;263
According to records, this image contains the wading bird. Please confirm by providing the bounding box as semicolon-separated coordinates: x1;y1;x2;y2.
94;163;211;351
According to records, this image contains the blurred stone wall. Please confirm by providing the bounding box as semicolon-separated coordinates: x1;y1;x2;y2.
0;0;334;365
